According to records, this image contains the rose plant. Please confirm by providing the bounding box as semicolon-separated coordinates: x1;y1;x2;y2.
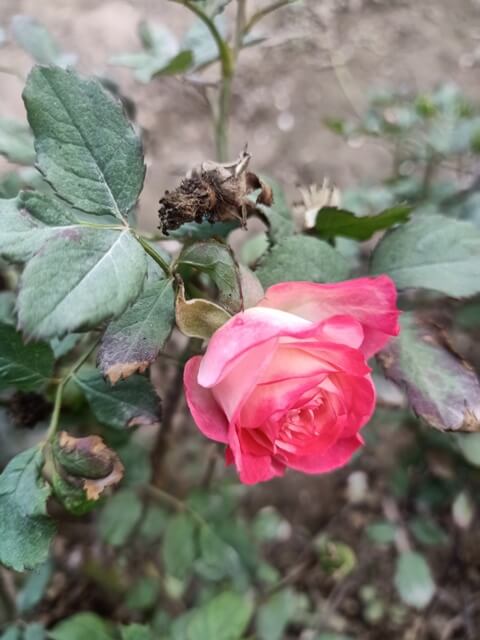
0;1;480;636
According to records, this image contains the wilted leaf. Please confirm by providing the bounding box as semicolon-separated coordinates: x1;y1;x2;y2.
11;15;76;67
394;551;435;609
49;613;114;640
74;370;160;429
0;118;35;165
163;513;197;580
177;240;241;313
378;312;480;431
169;220;238;241
23;66;145;219
17;228;147;339
314;205;411;241
370;214;480;297
186;590;253;640
50;432;124;509
0;323;54;391
98;489;143;547
256;235;349;288
0;447;55;571
175;282;231;339
98;272;175;383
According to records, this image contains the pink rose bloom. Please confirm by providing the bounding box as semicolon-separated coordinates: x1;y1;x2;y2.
184;276;399;485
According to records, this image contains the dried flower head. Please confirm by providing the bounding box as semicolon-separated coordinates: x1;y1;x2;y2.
158;148;273;235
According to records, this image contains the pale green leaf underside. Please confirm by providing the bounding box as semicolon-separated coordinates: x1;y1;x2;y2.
370;213;480;297
23;66;145;219
17;228;147;339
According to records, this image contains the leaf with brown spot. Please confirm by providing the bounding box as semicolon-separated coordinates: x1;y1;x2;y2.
73;369;161;430
49;432;124;514
378;312;480;432
98;272;175;384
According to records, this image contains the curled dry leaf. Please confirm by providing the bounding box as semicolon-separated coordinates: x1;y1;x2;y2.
175;280;231;340
378;312;480;432
158;148;272;235
50;431;124;511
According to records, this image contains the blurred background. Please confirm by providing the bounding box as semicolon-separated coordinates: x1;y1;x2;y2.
1;1;480;639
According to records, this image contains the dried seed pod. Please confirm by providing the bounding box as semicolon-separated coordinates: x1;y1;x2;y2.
158;148;273;235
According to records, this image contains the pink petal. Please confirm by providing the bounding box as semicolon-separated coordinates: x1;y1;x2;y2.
288;434;364;474
227;424;285;484
258;276;399;357
183;356;228;443
198;307;312;388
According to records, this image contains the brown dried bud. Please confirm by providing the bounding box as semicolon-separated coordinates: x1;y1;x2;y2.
49;432;124;514
158;149;273;235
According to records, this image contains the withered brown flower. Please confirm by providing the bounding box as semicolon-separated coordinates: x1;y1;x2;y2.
158;148;273;235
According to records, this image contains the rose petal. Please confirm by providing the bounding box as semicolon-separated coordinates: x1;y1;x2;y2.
288;434;363;474
198;307;312;388
184;356;228;443
258;276;399;357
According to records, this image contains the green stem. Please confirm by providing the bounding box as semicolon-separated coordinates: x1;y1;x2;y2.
145;484;210;529
170;0;234;161
45;339;99;441
135;235;171;276
243;0;297;35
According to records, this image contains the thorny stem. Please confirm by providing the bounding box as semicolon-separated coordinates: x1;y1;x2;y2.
135;234;171;277
45;339;100;442
151;339;202;487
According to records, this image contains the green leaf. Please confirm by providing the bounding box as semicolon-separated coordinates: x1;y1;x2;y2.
111;22;193;83
394;551;435;609
177;240;242;314
370;214;480;297
254;176;295;243
74;370;160;429
138;504;168;543
409;517;448;546
17;559;53;613
49;613;114;640
0;628;20;640
455;432;480;466
314;205;411;241
163;513;197;580
0;292;15;325
98;489;143;547
0;447;55;571
0;192;78;264
0;323;54;391
0;118;35;165
11;15;76;67
17;228;147;339
182;15;224;68
256;235;349;288
23;66;145;219
186;591;253;640
256;589;298;640
98;273;175;384
195;525;245;584
120;624;153;640
125;576;160;612
169;220;238;241
378;312;480;431
366;521;397;545
24;624;45;640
